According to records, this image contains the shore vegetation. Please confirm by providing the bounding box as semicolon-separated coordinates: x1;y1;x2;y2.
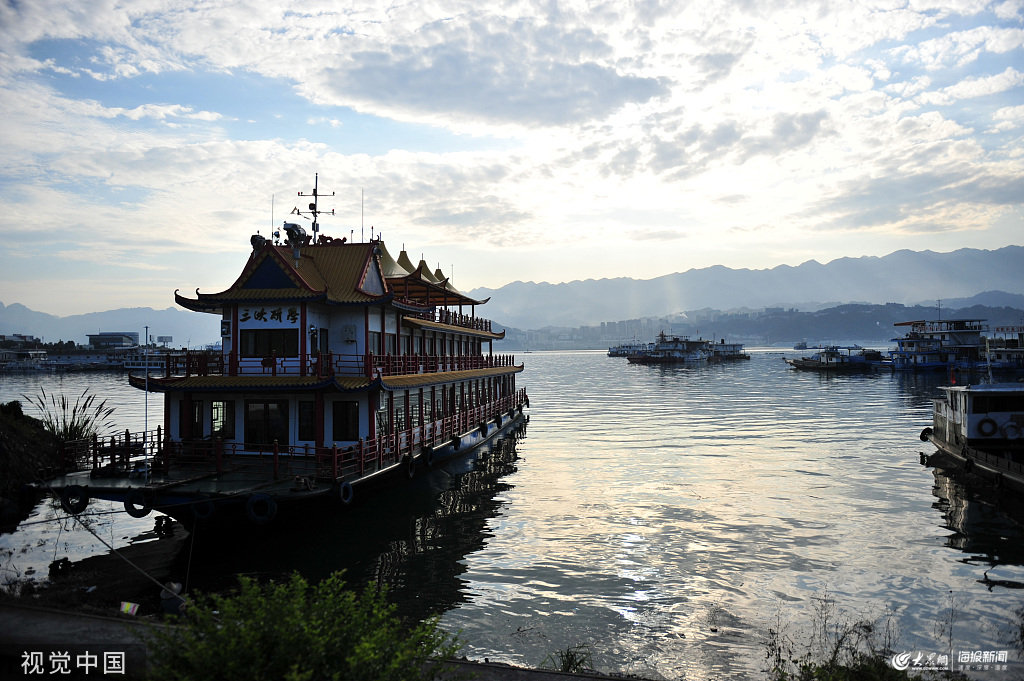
141;571;462;681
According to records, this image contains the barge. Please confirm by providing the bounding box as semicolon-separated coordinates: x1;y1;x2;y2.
783;346;884;371
39;176;528;527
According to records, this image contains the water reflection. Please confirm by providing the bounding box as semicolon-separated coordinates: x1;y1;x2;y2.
175;427;524;620
930;467;1024;590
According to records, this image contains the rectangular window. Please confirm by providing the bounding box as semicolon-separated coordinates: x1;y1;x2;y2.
376;393;389;439
212;400;235;439
368;331;381;355
179;400;204;439
401;335;411;356
973;395;1024;413
413;336;422;356
385;333;397;355
319;328;330;354
192;400;204;438
332;401;359;441
410;398;420;428
299;401;316;441
239;329;299;357
395;393;407;432
244;400;289;447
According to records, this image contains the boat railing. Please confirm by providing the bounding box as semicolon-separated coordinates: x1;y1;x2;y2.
405;308;494;333
364;353;517;377
57;428;163;475
151;350;518;380
66;390;529;482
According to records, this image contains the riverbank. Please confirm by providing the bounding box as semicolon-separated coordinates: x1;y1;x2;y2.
0;602;628;681
0;402;56;529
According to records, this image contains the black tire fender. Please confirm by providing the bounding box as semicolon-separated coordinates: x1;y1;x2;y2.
339;481;354;505
124;489;153;518
245;494;277;525
60;485;89;515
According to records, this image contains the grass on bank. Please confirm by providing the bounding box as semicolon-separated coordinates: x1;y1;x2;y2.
140;571;463;681
762;590;981;681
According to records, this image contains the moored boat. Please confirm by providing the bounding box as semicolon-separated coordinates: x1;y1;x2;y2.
920;382;1024;494
37;175;529;528
708;339;751;362
890;318;986;372
783;345;884;371
608;341;649;357
626;332;711;364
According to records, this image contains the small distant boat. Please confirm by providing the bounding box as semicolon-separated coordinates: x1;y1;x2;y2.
608;341;649;357
626;332;711;364
708;339;751;362
120;350;182;371
0;350;50;372
783;346;884;371
793;341;808;350
920;382;1024;494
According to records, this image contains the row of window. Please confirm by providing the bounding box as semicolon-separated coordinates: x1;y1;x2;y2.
237;328;482;358
178;378;514;444
180;399;359;444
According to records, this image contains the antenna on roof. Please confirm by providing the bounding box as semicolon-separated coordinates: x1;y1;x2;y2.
296;173;335;240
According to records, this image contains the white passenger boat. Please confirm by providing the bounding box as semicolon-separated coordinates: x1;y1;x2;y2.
920;382;1024;494
626;332;711;364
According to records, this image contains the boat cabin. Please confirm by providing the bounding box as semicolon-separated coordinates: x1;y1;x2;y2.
129;211;525;481
931;383;1024;459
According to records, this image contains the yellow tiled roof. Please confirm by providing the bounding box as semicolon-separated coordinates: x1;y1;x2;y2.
178;242;386;310
402;317;505;339
129;366;522;393
130;374;372;393
380;365;523;389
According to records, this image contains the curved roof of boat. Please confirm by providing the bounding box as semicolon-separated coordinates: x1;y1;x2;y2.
377;242;412;279
175;236;489;313
176;240;391;313
385;254;488;306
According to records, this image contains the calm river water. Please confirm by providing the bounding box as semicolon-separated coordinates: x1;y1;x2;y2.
2;350;1022;679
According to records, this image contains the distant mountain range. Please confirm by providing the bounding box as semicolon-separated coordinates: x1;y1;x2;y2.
2;246;1021;344
0;303;222;348
467;246;1024;330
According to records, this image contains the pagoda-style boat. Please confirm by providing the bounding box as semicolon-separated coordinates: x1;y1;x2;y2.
920;382;1024;494
40;176;528;527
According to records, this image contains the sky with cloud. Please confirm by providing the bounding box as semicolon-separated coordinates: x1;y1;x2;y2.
1;0;1022;316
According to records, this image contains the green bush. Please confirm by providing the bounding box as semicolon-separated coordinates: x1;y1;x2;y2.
142;572;462;681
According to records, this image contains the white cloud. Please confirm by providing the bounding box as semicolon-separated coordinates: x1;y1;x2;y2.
0;0;1022;313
